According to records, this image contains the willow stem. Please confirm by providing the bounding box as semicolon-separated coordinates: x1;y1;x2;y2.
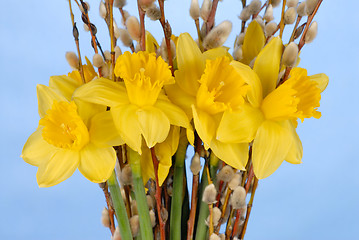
107;171;133;240
240;177;259;239
170;134;188;240
128;147;153;240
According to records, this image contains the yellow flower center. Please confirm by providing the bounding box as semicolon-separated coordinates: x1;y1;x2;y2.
39;101;90;150
114;51;174;106
261;68;321;121
196;57;248;115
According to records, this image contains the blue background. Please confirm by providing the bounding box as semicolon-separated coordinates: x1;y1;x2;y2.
1;0;358;239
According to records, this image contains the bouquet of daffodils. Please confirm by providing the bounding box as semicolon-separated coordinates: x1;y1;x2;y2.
22;0;328;239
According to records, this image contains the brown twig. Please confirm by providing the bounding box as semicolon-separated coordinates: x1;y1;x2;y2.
100;182;116;235
214;188;232;234
252;2;267;19
231;208;242;238
206;0;220;33
67;1;85;84
158;0;174;75
194;19;203;52
137;1;146;51
298;0;323;51
187;174;199;240
289;16;302;43
279;0;287;38
150;148;166;240
224;207;234;240
239;177;259;240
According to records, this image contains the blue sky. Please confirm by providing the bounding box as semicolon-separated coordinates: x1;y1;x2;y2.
1;1;358;239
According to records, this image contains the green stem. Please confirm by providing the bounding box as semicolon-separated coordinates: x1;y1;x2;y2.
194;166;209;240
209;154;219;184
170;134;188;240
107;171;133;240
128;147;154;240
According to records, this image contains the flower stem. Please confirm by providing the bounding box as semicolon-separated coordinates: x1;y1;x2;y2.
128;147;153;240
107;171;133;240
170;136;188;240
195;166;209;240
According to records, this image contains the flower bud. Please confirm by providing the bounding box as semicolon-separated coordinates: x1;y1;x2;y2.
190;152;201;175
159;38;176;62
305;21;318;43
265;22;277;37
149;210;156;227
113;227;121;240
130;215;140;237
230;186;246;209
126;16;141;42
101;207;110;228
271;0;281;7
202;183;217;204
239;7;251;21
83;23;90;32
234;33;245;47
140;0;155;9
263;4;274;22
118;28;133;47
161;207;169;222
121;164;133;185
121;10;130;26
306;0;319;15
233;46;243;61
200;0;212;21
65;51;79;69
114;0;127;9
131;200;138;215
206;207;221;227
297;2;307;16
93;53;104;68
287;0;299;8
113;20;121;39
203;20;232;49
190;0;200;20
145;4;161;21
147;195;154;210
282;42;299;67
100;63;110;78
115;46;122;60
99;1;106;19
217;165;234;183
284;7;297;25
104;50;111;62
209;233;221;240
228;173;242;190
248;0;262;15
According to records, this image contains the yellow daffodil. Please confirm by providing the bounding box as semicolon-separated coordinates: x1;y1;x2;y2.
22;84;123;187
73;51;193;183
192;56;252;170
241;21;265;65
217;37;329;179
68;57;98;84
165;33;232;118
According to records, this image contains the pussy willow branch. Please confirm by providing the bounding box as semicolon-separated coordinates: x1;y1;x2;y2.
206;0;219;33
279;0;287;38
137;1;146;51
150;148;166;240
158;0;174;75
100;182;116;235
67;0;85;84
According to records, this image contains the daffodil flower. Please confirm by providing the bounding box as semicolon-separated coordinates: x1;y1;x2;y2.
165;33;232;118
22;84;123;187
74;51;193;183
217;37;329;179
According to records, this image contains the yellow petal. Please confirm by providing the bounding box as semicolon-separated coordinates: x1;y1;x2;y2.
49;75;82;101
192;105;217;147
155;99;191;129
253;37;283;97
241;21;265;65
140;146;155;184
164;83;196;119
203;47;233;61
37;84;67;118
230;61;263;107
310;73;329;93
145;31;159;53
36;149;80;187
210;140;248;170
73;78;129;107
137;106;170;148
216;104;264;143
252;120;292;179
175;33;205;96
285;120;303;164
111;104;142;153
79;143;116;183
22;128;57;166
89;111;124;147
75;101;106;126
